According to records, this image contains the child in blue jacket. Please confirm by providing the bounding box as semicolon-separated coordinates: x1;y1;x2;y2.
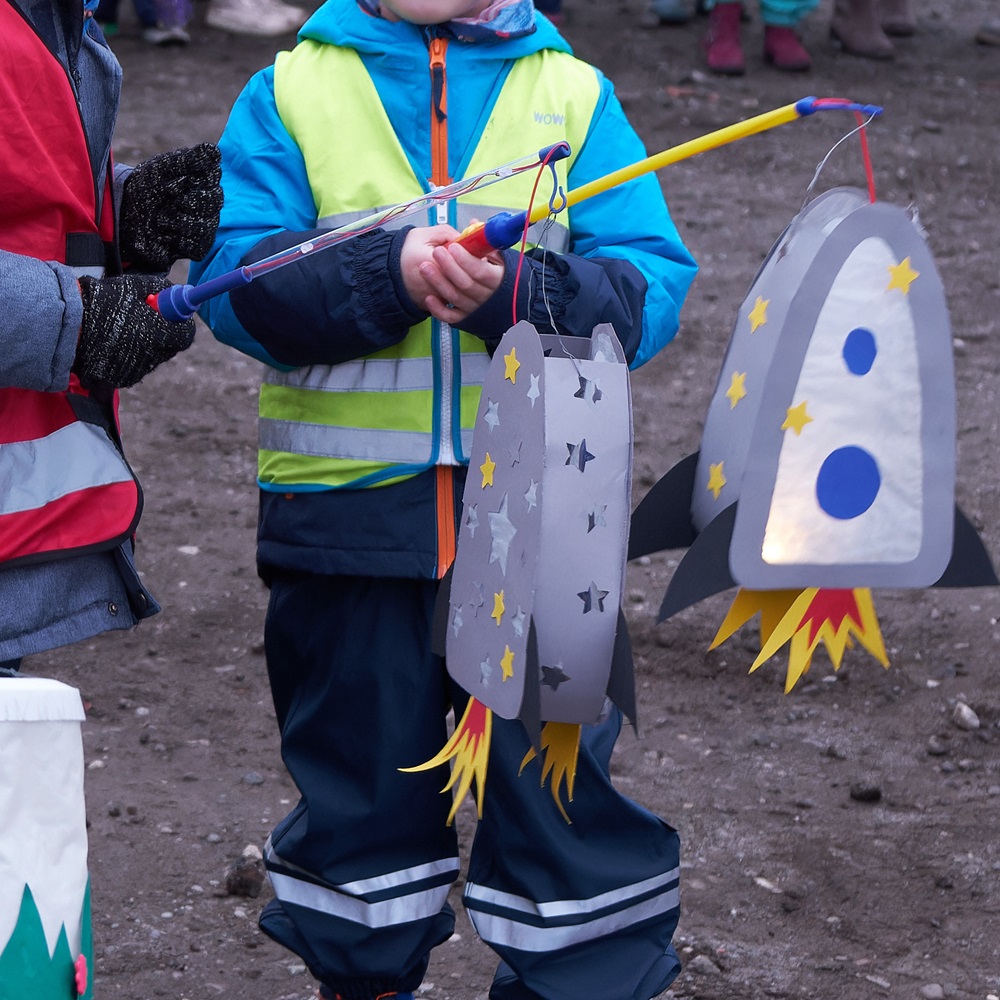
191;0;697;997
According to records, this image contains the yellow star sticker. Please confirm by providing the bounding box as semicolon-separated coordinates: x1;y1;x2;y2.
887;256;919;294
504;347;521;383
480;452;496;487
748;296;769;333
706;462;726;500
726;371;747;409
491;590;505;626
781;400;813;436
500;645;515;681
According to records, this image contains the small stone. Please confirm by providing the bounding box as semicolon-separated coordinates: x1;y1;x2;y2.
920;984;945;1000
849;781;882;803
926;734;950;756
688;954;721;975
952;702;980;730
223;849;266;898
243;771;265;786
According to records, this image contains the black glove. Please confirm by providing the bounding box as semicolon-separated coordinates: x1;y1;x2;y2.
75;274;195;389
118;142;223;271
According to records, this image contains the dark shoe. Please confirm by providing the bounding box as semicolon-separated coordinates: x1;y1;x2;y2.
880;0;915;36
317;990;414;1000
830;0;894;58
976;19;1000;45
703;1;745;75
647;0;690;25
764;24;811;70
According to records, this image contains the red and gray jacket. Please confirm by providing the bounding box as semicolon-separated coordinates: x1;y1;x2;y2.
0;0;141;569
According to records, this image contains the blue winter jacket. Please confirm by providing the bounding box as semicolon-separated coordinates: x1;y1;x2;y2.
191;0;697;581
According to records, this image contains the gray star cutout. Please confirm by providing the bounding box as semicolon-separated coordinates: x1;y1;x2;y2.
507;439;522;467
511;606;526;637
480;655;493;687
488;493;517;575
578;581;609;614
465;504;479;538
484;398;500;431
587;504;608;532
469;580;486;616
450;604;464;637
574;376;603;407
566;439;596;472
524;480;538;512
527;374;541;407
541;664;572;690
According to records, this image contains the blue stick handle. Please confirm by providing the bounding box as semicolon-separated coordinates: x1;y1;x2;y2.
149;266;253;322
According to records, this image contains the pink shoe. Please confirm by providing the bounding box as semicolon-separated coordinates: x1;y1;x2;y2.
764;24;811;70
703;2;745;75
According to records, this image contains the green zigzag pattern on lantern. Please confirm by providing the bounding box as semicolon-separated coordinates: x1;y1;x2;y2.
0;881;93;1000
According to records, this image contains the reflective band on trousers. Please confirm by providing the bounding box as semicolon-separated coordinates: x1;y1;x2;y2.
265;843;461;929
0;421;134;515
463;865;680;952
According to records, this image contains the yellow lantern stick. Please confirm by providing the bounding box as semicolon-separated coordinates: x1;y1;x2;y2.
454;96;882;257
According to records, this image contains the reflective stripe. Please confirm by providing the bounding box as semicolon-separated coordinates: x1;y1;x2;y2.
267;354;490;394
267;840;460;895
70;264;105;279
260;418;477;463
269;871;453;928
464;866;680;919
317;204;571;253
264;846;461;929
467;884;680;952
0;422;133;515
259;418;433;464
317;207;415;233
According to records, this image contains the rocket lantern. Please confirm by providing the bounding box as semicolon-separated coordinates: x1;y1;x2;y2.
409;321;637;821
629;187;997;691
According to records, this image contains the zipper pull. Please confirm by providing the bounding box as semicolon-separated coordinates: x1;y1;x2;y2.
429;36;447;124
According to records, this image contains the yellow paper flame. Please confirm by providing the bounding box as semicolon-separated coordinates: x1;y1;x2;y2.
711;587;889;693
520;721;581;823
401;697;493;825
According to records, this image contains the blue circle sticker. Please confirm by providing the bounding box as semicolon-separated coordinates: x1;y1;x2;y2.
816;446;881;519
843;327;877;375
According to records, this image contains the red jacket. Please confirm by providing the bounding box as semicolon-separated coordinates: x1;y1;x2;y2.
0;0;141;568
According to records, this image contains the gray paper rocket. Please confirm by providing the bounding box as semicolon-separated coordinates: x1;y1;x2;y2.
629;186;996;620
446;321;633;725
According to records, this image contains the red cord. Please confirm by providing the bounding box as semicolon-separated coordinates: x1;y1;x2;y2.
511;148;562;327
853;110;877;203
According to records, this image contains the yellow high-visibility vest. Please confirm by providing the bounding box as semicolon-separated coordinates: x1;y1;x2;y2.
264;40;600;489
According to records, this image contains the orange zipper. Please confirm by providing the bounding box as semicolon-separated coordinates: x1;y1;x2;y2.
429;35;457;578
429;36;449;187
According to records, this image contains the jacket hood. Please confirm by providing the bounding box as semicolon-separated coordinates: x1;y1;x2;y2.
297;0;573;60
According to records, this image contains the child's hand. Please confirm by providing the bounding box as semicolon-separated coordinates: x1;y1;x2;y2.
401;225;504;324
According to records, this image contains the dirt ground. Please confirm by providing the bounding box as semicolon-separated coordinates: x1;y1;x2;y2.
28;1;1000;998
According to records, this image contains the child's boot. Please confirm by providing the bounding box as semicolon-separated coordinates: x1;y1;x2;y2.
703;1;745;75
880;0;915;36
830;0;895;58
763;24;811;70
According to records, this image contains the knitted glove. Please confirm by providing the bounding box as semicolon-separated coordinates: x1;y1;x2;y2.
75;275;195;389
118;142;223;271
